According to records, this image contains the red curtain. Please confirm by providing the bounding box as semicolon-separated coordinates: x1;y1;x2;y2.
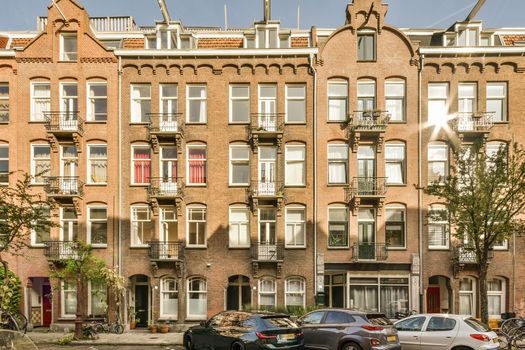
189;149;206;184
134;149;151;183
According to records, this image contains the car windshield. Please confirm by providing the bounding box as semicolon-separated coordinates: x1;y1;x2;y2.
464;318;491;332
367;314;394;326
261;316;298;329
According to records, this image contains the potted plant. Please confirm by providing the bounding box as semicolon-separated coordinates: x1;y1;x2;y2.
148;320;158;333
159;321;171;333
130;317;140;330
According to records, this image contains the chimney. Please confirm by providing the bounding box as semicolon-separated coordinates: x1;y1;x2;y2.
465;0;486;22
264;0;271;23
157;0;172;23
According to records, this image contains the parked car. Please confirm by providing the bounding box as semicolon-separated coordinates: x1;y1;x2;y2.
183;311;304;350
394;314;500;350
297;309;401;350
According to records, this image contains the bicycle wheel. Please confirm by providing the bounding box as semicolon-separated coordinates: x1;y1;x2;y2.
112;323;124;334
93;323;106;334
0;312;18;331
10;312;28;334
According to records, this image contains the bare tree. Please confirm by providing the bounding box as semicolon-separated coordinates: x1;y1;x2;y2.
425;141;525;324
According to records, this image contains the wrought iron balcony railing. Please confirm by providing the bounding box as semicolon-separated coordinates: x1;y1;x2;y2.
348;111;390;132
250;113;285;134
450;112;494;133
148;241;184;261
250;181;285;198
148;177;184;198
148;113;184;135
351;243;388;262
346;177;387;200
43;241;80;261
251;242;284;262
44;112;84;135
44;176;84;197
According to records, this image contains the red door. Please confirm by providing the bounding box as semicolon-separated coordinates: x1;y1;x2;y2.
42;284;52;327
427;287;440;313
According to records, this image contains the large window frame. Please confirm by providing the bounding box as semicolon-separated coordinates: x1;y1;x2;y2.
61;280;77;318
428;83;449;125
31;82;51;122
258;277;277;309
486;82;508;122
385;80;406;122
428;204;449;250
130;84;151;123
385;205;406;249
87;206;108;247
285;206;306;248
229;84;250;123
428;143;449;184
229;206;250;248
31;205;51;247
187;85;207;124
187;145;207;186
160;84;178;114
285;277;306;308
327;144;348;185
130;205;153;247
458;83;477;114
31;144;51;184
285;84;306;123
357;80;376;111
285;145;306;186
131;145;151;185
0;145;7;185
385;143;406;185
357;31;376;61
459;277;476;317
187;205;207;248
0;83;9;123
87;144;108;185
88;281;107;317
60;33;78;61
328;207;349;248
328;80;348;122
229;145;250;186
487;278;505;319
160;277;179;319
187;277;207;320
87;82;108;122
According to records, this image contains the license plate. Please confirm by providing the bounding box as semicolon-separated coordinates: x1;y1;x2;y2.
277;334;295;343
387;335;397;342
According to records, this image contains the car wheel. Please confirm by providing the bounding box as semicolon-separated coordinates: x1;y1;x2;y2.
231;341;245;350
185;336;195;350
452;347;473;350
341;342;362;350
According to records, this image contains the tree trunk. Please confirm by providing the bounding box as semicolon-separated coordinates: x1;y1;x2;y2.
74;275;83;339
478;261;489;325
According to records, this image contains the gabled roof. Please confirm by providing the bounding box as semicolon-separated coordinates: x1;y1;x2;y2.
291;37;309;48
197;38;243;49
0;37;8;49
122;38;144;49
10;38;31;49
501;35;525;46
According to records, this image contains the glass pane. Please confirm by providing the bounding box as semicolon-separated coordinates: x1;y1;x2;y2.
459;84;476;98
161;84;178;98
486;100;503;121
260;85;276;98
287;209;305;221
358;208;374;220
329;83;347;97
487;84;505;97
90;208;107;220
90;85;107;97
231;147;249;159
231;100;249;122
162;147;178;159
287;85;305;98
287;147;305;160
232;85;249;98
428;84;448;98
0;85;8;97
188;86;206;98
34;84;51;97
133;85;151;98
231;208;249;221
385;82;404;97
386;208;404;221
357;82;375;97
428;146;447;160
329;208;347;221
0;147;7;158
287;100;306;122
232;164;249;184
260;147;277;160
329;99;347;121
386;145;404;159
328;145;348;159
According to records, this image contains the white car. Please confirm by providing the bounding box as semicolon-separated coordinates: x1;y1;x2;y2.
394;314;500;350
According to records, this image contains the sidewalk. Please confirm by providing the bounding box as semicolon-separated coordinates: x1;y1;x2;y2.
28;329;183;346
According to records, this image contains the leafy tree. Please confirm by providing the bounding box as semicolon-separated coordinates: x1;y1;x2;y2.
0;267;21;312
425;141;525;324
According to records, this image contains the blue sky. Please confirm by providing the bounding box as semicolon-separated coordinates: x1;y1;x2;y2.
1;0;524;31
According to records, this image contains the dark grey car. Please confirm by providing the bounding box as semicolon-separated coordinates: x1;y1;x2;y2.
298;309;401;350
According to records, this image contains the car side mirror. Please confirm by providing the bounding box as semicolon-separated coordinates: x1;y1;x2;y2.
200;321;207;327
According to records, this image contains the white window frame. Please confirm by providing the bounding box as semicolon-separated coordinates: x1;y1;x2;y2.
30;206;51;247
357;80;376;111
59;207;78;242
327;144;348;185
187;277;207;320
258;277;277;309
328;80;348;122
428;143;449;184
285;206;306;248
186;145;207;186
87;144;108;185
0;83;9;122
285;145;306;186
385;143;406;185
186;85;207;124
486;82;508;122
0;144;8;185
285;84;306;123
428;83;449;125
327;206;349;248
385;205;406;250
61;280;77;318
487;278;505;319
30;144;51;185
130;205;151;247
160;277;178;319
88;281;107;317
131;145;151;185
160;83;178;114
285;277;306;308
229;206;250;248
60;33;78;61
255;24;280;49
130;84;151;123
457;27;479;47
385;80;406;122
229;145;250;186
30;82;51;122
458;83;477;114
357;30;376;61
459;277;476;317
229;84;250;123
87;205;108;247
86;82;108;122
159;207;178;243
428;205;449;250
186;205;207;248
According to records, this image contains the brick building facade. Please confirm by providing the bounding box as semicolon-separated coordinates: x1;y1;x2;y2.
1;0;524;329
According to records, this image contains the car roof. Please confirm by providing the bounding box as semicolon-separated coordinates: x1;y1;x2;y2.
399;313;471;320
305;308;381;316
222;310;290;318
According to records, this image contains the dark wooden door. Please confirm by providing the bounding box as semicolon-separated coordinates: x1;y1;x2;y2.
42;284;52;327
427;287;440;313
135;285;149;327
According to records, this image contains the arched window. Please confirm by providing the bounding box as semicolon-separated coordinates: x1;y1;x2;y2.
357;79;376;111
187;277;207;319
428;204;449;249
285;277;305;308
385;79;406;121
327;144;348;185
488;278;505;318
459;277;476;316
385;204;406;249
258;278;276;310
160;277;178;319
385;142;406;185
428;142;449;184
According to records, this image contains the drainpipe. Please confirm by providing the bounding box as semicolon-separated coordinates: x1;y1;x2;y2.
118;56;123;277
309;52;318;303
418;53;425;312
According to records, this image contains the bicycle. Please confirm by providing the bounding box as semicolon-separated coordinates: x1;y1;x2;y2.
0;308;28;334
500;317;525;350
91;313;124;334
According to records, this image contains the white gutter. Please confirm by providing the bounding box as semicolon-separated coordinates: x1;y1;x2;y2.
118;56;123;277
419;47;525;55
0;51;15;57
309;52;318;301
114;48;318;57
418;54;424;312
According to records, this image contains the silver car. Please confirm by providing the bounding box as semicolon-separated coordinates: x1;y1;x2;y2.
394;314;500;350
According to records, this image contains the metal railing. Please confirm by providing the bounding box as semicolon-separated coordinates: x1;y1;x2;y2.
149;241;184;261
251;242;284;262
148;113;184;134
38;17;138;32
454;245;494;264
346;177;387;199
148;177;184;198
250;181;284;197
44;176;84;197
44;112;84;134
250;113;285;134
348;111;390;132
351;243;388;262
451;112;494;133
43;241;80;260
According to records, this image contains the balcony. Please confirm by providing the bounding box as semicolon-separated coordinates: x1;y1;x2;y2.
347;111;390;152
44;112;84;136
148;177;184;199
250;181;284;198
346;177;387;201
351;243;388;262
44;176;84;198
251;242;284;262
43;241;80;261
453;245;494;265
450;112;494;139
249;114;284;149
149;241;184;261
147;113;184;152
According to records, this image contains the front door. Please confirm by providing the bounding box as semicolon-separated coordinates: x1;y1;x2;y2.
358;208;376;260
226;276;251;311
258;147;277;195
135;285;149;327
426;287;440;313
42;284;52;327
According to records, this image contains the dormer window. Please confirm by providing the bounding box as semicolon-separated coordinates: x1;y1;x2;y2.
60;33;77;61
357;31;375;61
480;35;492;46
256;26;278;48
457;28;478;46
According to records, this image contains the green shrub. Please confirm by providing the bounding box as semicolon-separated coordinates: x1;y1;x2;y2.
0;267;22;312
57;334;74;346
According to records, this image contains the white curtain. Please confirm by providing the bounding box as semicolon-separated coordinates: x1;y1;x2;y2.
380;286;409;318
350;286;378;312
